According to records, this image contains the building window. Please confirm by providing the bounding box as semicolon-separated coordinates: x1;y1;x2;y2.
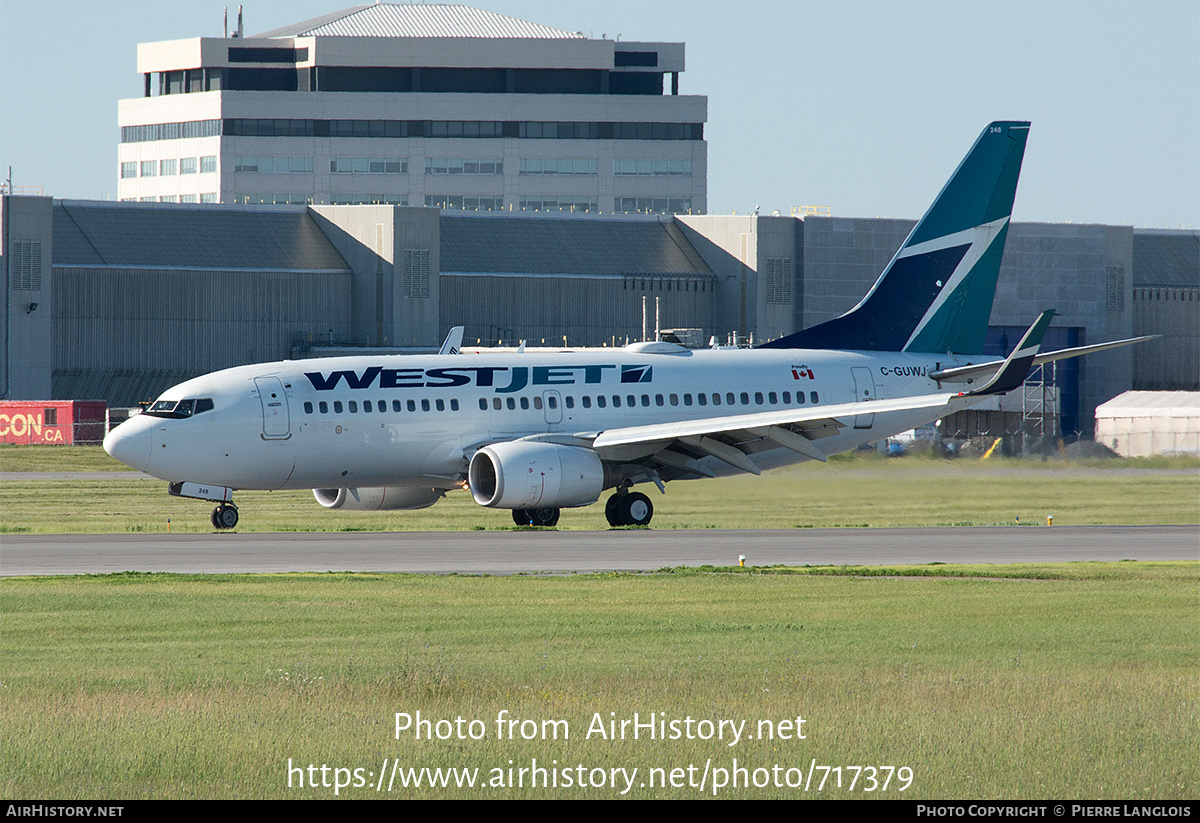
519;196;597;213
120;162;137;179
614;159;691;176
180;157;198;174
616;196;693;214
519;158;597;175
140;161;157;177
180;194;198;203
424;195;503;211
236;156;315;173
330;157;406;174
160;159;177;176
200;156;217;174
330;194;408;205
200;193;219;203
425;157;503;175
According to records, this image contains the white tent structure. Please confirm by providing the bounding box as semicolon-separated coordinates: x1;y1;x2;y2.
1094;392;1200;457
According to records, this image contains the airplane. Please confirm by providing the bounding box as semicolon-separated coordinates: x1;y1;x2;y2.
103;121;1151;530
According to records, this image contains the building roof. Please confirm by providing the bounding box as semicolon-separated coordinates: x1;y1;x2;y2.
52;202;351;272
1132;230;1200;289
440;214;712;277
253;4;585;39
1095;391;1200;416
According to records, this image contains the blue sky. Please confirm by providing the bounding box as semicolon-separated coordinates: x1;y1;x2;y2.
2;0;1196;227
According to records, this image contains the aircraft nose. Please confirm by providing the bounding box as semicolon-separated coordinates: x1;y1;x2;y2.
103;415;153;472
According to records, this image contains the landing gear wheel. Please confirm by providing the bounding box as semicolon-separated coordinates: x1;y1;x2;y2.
213;503;239;530
605;494;625;527
605;492;653;527
512;507;560;527
622;492;653;527
530;507;559;527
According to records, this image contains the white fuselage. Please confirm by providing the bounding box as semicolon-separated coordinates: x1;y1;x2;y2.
105;344;968;493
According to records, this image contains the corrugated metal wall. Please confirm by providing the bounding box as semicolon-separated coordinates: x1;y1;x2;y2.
53;266;352;405
440;274;717;347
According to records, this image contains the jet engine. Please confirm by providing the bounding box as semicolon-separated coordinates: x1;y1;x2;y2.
312;486;443;511
468;442;606;509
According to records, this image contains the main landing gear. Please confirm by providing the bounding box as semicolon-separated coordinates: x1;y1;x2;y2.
513;507;560;527
605;490;653;528
211;503;239;530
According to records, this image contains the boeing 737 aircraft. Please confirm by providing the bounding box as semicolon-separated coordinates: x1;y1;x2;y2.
104;121;1148;530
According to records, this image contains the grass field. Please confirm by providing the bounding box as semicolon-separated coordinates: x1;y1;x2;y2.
2;563;1197;799
2;445;1198;533
3;445;1196;799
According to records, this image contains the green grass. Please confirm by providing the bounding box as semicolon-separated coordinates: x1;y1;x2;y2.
2;563;1196;799
1;446;1198;532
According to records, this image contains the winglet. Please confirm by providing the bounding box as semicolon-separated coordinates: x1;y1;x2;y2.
438;326;464;355
966;310;1056;396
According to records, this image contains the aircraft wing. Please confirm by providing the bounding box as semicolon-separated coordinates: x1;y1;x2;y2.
587;392;962;475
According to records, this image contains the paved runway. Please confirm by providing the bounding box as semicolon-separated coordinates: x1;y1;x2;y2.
2;525;1195;576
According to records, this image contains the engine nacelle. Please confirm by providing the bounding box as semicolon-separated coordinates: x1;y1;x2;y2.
312;486;443;511
469;442;604;509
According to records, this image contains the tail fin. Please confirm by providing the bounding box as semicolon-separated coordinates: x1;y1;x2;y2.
759;121;1030;354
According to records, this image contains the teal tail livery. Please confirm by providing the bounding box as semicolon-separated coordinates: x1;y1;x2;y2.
759;121;1030;355
103;121;1154;532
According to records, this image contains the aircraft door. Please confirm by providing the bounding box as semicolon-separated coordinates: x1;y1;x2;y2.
255;376;292;439
543;390;563;426
851;367;876;429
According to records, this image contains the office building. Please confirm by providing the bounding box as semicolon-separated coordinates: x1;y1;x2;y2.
116;3;707;214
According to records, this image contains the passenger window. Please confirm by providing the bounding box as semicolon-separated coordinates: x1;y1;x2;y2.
629;395;638;407
506;398;516;410
520;397;530;410
304;401;314;414
533;396;543;410
740;393;749;405
754;392;763;405
597;396;606;408
319;401;328;414
782;392;790;404
582;396;591;408
669;394;679;406
394;400;403;412
561;396;570;409
768;392;777;404
450;399;459;411
683;394;692;406
697;393;707;406
712;393;720;405
612;396;621;408
493;398;502;410
348;401;358;413
655;394;664;406
421;399;430;411
334;401;343;413
727;393;736;405
810;391;819;404
363;401;372;413
797;392;805;405
407;400;416;412
436;399;445;411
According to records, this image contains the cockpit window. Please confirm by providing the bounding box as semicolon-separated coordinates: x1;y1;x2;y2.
144;397;214;419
